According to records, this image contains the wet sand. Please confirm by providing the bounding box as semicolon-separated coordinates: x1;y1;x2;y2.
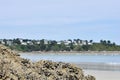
84;70;120;80
77;63;120;80
76;62;120;71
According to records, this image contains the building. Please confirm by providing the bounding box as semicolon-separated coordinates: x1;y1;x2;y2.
44;39;49;44
0;39;5;44
6;40;13;46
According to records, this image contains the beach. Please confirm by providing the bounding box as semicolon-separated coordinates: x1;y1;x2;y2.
77;63;120;80
84;70;120;80
78;62;120;80
76;62;120;71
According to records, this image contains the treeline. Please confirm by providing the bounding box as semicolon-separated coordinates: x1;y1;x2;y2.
7;39;120;52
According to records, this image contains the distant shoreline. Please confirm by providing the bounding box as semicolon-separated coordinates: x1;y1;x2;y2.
18;51;120;55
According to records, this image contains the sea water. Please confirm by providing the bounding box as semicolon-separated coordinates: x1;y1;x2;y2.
19;53;120;64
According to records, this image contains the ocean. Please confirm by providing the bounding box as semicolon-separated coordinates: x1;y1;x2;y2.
19;52;120;64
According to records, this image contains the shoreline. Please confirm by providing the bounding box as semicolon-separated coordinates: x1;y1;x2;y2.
19;52;120;71
18;51;120;55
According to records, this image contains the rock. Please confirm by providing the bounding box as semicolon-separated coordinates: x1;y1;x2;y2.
0;45;95;80
85;75;96;80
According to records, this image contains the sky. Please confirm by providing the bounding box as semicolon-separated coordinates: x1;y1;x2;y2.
0;0;120;44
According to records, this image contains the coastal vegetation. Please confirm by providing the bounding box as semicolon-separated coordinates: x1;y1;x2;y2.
0;38;120;52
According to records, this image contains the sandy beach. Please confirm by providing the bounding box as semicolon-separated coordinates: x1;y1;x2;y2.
76;62;120;71
77;62;120;80
84;70;120;80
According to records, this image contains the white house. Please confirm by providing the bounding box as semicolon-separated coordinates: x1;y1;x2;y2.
6;40;13;46
44;39;49;44
0;39;5;44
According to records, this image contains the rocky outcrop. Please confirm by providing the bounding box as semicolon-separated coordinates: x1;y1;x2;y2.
0;45;95;80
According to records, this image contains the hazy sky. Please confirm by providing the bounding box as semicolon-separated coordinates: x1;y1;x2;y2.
0;0;120;44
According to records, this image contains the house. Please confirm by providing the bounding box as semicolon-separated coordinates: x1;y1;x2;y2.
36;40;40;44
63;40;72;45
21;42;27;45
44;39;49;44
73;40;78;45
0;39;5;44
6;40;13;46
17;38;23;43
81;40;87;45
57;41;62;44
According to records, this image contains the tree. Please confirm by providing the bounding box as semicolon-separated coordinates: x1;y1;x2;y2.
100;40;107;45
40;39;45;51
51;45;60;51
82;45;89;51
69;43;74;50
60;43;66;51
50;41;57;46
23;39;29;42
45;45;51;51
89;40;93;43
112;42;116;46
3;39;7;45
13;39;21;45
107;40;111;44
73;45;83;51
76;39;80;44
68;39;72;42
85;40;88;45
